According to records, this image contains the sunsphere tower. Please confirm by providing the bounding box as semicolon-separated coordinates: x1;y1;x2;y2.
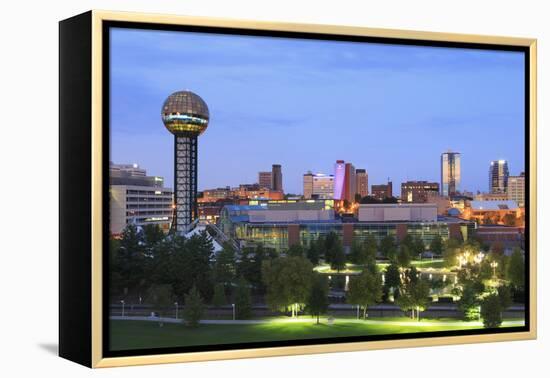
161;90;210;233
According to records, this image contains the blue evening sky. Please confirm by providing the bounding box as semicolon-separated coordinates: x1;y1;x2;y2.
110;28;525;195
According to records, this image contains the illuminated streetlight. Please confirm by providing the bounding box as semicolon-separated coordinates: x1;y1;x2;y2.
120;300;125;317
474;252;484;264
232;303;235;321
174;302;179;319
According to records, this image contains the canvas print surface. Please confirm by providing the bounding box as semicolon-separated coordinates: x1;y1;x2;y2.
106;26;528;354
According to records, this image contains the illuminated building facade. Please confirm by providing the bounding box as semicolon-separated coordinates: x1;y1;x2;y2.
508;173;525;207
356;169;368;198
303;172;334;199
489;160;510;194
161;90;209;232
441;151;461;197
371;182;393;201
333;160;346;200
333;160;356;202
220;202;474;252
401;181;439;203
258;171;272;189
109;163;173;235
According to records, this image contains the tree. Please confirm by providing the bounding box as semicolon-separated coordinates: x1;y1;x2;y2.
323;232;346;271
480;294;503;328
328;241;346;272
262;256;314;317
142;224;165;250
352;235;377;267
237;244;276;294
506;248;525;289
306;274;330;324
306;239;321;265
234;277;252;319
213;242;237;291
429;235;444;255
146;284;173;326
412;236;425;259
497;285;513;311
442;238;461;268
384;264;401;295
397;244;412;268
183;286;204;327
212;283;226;307
455;281;482;320
396;271;430;320
380;235;397;262
160;232;214;302
287;244;305;258
346;270;383;319
113;224;147;297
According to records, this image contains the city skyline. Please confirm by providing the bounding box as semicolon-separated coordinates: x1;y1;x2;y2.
110;28;525;195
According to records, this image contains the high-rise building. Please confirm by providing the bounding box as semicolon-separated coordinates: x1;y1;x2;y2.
271;164;283;192
441;151;461;197
161;90;210;232
401;181;439;203
258;171;272;189
333;160;357;202
334;160;346;200
508;172;525;207
304;172;334;199
344;163;356;202
371;182;393;201
109;163;173;235
356;169;368;199
489;160;510;194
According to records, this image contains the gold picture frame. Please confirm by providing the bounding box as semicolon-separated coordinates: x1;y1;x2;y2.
59;9;537;368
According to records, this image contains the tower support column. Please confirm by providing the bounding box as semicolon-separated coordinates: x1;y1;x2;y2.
173;135;198;232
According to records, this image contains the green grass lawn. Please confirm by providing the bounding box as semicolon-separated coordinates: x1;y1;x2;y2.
109;317;518;351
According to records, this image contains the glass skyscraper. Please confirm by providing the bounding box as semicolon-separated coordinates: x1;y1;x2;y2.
441;151;461;197
489;160;510;194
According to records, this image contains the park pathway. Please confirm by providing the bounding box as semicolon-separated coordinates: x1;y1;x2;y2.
110;316;525;328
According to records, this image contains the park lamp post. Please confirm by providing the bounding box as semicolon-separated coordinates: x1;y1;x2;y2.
174;302;179;319
474;252;484;264
232;303;235;321
120;300;125;317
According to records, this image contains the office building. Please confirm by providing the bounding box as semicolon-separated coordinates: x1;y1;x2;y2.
508;173;526;208
401;181;439;203
371;182;393;201
304;171;334;199
441;151;461;197
258;171;272;189
356;169;368;199
271;164;283;192
199;186;233;203
109;163;173;235
161;90;210;231
489;160;509;194
333;160;357;202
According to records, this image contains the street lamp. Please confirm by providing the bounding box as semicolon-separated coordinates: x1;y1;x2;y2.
120;300;125;317
232;303;236;320
474;252;484;264
174;302;179;319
